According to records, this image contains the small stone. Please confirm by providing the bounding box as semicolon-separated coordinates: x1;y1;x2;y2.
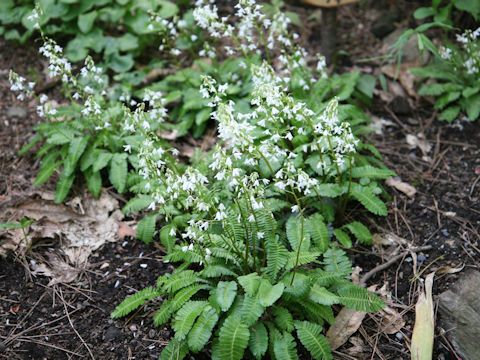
7;105;27;119
104;326;122;342
396;332;403;340
391;96;411;115
405;257;412;263
417;254;426;261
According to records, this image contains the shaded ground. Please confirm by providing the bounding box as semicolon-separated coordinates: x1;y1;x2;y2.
1;1;479;359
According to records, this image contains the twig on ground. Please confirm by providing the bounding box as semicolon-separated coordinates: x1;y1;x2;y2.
360;245;432;287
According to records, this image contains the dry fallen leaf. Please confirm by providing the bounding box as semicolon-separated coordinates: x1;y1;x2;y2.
117;221;137;240
326;307;367;350
411;272;435;360
386;177;417;198
436;263;465;275
31;253;81;286
372;232;407;249
379;306;406;334
381;63;418;98
2;190;123;265
406;133;432;156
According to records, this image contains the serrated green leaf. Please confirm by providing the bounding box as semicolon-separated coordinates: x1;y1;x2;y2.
63;136;89;177
111;286;160;318
92;151;112;172
294;321;332;360
322;248;352;278
266;238;289;280
212;315;249;360
351;165;396;179
241;295;265;326
350;183;387;216
173;300;208;340
54;173;74;203
273;306;294;332
158;339;188;360
77;10;97;33
337;285;385;312
188;306;219;352
333;229;352;248
84;168;102;198
286;216;310;251
136;213;157;244
249;322;268;360
309;284;340;306
466;94;480;121
307;213;330;253
123;195;152;214
439;105;460;122
153;300;171;327
211;281;237;312
258;279;284;307
342;221;372;244
285;251;321;271
109;153;128;193
33;161;61;186
237;273;261;297
273;331;298;360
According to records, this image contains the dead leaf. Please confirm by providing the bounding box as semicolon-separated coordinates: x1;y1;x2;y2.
160;129;178;140
411;272;435;360
345;336;367;357
372;232;407;249
381;63;418;98
437;264;464;275
118;221;136;240
386;177;417;198
326;307;367;350
379;306;405;334
2;190;123;265
31;253;81;286
406;133;432;155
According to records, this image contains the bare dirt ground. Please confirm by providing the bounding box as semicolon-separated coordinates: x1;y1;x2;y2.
1;1;479;359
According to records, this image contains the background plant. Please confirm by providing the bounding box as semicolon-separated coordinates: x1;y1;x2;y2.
0;0;198;74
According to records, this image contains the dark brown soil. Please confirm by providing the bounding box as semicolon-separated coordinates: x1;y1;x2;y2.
1;1;479;359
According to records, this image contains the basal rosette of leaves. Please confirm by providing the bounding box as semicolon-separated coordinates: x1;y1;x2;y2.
411;27;480;122
0;0;198;74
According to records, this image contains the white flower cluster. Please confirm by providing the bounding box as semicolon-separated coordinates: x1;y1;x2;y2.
454;27;480;75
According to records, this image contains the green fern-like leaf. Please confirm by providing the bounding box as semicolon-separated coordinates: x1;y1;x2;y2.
273;331;298;360
308;284;340;306
63;136;89;177
211;315;250;360
153;300;172;327
342;221;372;244
337;285;385;312
310;269;343;287
333;229;352;248
162;270;198;293
54;173;74;203
281;272;310;300
109;153;128;193
297;300;335;324
266;238;289;280
202;263;237;278
111;286;160;318
136;213;157;244
123;195;153;214
285;251;321;271
294;321;333;360
306;214;330;253
210;281;237;312
418;83;447;96
322;248;352;278
169;285;204;314
172;300;209;340
249;322;268;360
350;183;387;216
84;168;102;198
92;150;112;172
273;306;294;332
258;279;284;307
351;165;396;179
315;183;346;197
158;339;189;360
188;306;219;352
286;216;310;251
241;294;265;326
237;273;261;297
33;161;61;186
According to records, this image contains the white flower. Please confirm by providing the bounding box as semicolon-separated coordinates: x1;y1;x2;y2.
257;232;264;239
123;145;132;153
169;228;176;236
291;205;299;213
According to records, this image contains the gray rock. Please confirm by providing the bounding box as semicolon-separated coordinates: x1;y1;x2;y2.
104;325;122;342
438;270;480;360
383;28;430;65
7;105;27;119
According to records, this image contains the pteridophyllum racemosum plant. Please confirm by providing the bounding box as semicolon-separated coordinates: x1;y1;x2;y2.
9;5;169;203
112;5;391;358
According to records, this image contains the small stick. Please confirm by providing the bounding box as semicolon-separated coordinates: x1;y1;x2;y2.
360;245;432;286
